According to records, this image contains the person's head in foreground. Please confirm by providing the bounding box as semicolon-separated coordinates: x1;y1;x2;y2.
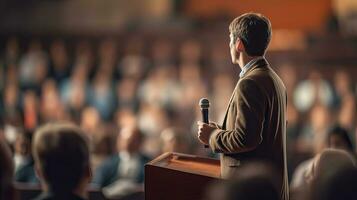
305;148;356;184
310;164;357;200
0;138;16;200
32;123;91;199
206;161;280;200
305;149;357;200
229;13;272;66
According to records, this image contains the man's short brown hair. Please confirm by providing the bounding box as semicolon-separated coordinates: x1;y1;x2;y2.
229;13;272;56
33;123;89;193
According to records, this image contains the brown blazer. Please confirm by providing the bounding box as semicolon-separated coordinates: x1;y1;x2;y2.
209;58;289;200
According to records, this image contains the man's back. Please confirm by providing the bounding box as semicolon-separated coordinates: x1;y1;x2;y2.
210;59;289;200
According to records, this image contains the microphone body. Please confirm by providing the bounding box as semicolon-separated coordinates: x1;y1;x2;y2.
201;108;209;124
199;98;210;148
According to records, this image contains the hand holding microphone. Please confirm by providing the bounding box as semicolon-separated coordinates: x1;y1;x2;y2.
199;98;210;124
198;98;216;148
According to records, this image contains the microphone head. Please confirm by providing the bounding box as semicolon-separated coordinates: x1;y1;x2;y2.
199;98;210;109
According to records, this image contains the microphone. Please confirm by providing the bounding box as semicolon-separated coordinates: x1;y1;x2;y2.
199;98;210;148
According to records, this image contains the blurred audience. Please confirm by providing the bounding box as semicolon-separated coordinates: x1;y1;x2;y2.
327;125;354;152
0;35;356;199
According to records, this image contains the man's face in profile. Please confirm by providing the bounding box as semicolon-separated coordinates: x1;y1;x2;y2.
229;33;239;65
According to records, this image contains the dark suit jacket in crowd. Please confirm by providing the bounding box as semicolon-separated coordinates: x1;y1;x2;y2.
209;58;289;200
92;153;150;188
15;158;39;183
33;192;85;200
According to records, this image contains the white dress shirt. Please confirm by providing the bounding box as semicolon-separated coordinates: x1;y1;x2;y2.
239;56;265;78
118;151;140;179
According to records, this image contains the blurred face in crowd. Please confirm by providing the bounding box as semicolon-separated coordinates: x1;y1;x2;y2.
161;129;186;153
50;40;68;70
14;133;31;156
6;37;19;60
80;107;101;134
334;71;351;95
329;134;350;151
118;126;142;154
4;84;18;107
115;108;137;128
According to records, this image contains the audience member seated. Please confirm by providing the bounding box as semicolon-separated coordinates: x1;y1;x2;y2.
92;125;150;199
205;162;280;200
14;131;38;183
90;125;116;172
292;149;356;200
0;138;17;200
310;166;357;200
32;123;91;200
291;125;354;190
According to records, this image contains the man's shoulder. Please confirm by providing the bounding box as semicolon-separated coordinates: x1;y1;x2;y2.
243;65;285;89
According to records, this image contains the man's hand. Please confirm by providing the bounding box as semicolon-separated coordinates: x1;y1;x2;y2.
197;121;217;145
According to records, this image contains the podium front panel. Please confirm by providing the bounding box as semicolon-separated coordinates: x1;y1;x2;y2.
145;152;221;200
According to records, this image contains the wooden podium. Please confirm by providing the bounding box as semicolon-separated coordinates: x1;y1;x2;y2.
145;152;221;200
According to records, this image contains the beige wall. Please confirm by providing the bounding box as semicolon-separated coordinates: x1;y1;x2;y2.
1;0;172;33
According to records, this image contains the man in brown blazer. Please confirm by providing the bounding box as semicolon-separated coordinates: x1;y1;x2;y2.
197;13;289;200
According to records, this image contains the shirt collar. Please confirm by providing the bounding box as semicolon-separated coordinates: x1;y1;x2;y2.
239;56;265;78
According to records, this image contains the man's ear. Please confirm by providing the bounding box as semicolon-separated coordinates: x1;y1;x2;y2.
235;39;245;53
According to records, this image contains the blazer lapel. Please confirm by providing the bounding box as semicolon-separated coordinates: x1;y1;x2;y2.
221;81;238;130
221;58;268;129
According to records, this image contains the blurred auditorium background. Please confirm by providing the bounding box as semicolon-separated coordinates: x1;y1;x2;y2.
1;0;357;199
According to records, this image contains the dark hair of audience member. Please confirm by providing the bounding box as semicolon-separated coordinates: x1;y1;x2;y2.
327;125;353;152
0;138;16;200
32;123;90;194
206;161;280;200
226;176;279;200
311;166;357;200
118;126;143;153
